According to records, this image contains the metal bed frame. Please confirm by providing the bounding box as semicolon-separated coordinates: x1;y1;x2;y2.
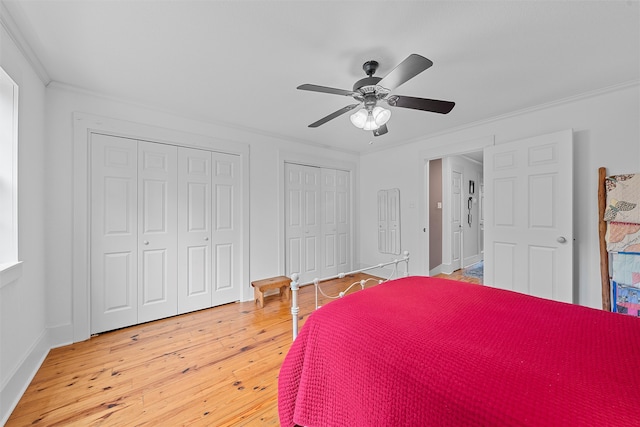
289;252;410;340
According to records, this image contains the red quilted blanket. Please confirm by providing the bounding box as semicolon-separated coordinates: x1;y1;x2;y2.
278;276;640;426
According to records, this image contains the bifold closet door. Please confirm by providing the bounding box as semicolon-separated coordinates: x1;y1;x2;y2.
91;136;179;331
335;169;351;272
177;148;242;312
137;141;178;324
90;134;139;333
177;147;212;314
321;168;351;277
91;135;242;334
210;151;242;306
285;163;322;284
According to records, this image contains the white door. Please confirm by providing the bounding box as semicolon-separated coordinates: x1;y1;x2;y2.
137;141;178;323
484;129;573;302
387;189;401;255
451;170;463;271
90;134;138;333
377;189;389;253
321;168;338;277
211;151;242;305
285;163;322;283
335;170;350;273
177;147;212;314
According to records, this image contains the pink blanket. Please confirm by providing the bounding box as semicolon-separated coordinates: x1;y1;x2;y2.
278;276;640;426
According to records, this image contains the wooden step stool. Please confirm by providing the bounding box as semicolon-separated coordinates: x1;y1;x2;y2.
251;276;291;308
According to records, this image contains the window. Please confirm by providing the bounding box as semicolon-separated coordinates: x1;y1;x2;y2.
0;65;21;287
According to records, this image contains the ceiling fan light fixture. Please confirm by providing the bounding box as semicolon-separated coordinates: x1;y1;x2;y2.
350;106;390;131
349;108;369;128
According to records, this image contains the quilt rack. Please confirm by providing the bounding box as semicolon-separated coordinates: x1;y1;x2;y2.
289;252;410;340
598;167;640;313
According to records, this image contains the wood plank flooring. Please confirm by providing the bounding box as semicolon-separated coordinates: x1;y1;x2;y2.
433;268;482;285
6;273;385;427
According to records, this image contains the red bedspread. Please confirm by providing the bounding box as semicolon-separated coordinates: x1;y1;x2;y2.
278;276;640;426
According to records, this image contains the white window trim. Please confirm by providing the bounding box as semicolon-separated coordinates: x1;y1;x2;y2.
0;66;20;287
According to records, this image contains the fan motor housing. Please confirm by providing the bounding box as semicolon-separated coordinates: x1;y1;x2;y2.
353;76;382;92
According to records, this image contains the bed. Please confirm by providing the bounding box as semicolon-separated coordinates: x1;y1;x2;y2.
278;275;640;427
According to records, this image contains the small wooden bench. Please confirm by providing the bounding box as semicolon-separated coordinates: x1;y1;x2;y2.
251;276;291;308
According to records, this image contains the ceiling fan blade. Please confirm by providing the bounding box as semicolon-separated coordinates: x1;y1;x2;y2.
388;95;455;114
297;84;358;97
378;54;433;91
373;124;388;137
308;104;360;128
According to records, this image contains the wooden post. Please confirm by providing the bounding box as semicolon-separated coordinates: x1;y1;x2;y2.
598;167;611;311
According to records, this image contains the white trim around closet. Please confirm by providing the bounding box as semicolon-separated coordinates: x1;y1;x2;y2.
72;112;250;343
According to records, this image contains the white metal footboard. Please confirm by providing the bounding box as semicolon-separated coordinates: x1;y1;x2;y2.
289;251;409;340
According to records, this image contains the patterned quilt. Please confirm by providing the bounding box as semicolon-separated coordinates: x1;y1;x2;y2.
604;173;640;224
604;174;640;253
278;277;640;427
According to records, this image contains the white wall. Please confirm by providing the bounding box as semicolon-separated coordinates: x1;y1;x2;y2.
0;18;48;424
359;83;640;309
44;84;360;345
1;21;359;419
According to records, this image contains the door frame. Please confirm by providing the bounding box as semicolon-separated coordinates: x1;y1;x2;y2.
419;136;494;277
72;112;250;343
278;150;358;280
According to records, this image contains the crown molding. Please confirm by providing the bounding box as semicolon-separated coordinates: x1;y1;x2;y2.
363;79;640;155
47;80;361;156
0;1;51;85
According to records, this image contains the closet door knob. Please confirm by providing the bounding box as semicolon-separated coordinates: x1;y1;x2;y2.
204;237;209;241
143;240;149;245
557;236;566;243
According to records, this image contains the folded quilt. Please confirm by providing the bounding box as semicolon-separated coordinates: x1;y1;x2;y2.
604;173;640;224
606;221;640;252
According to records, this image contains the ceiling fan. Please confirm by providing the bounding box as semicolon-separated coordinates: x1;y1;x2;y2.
297;54;455;137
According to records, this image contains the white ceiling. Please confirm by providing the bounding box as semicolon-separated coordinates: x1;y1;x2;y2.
4;0;639;153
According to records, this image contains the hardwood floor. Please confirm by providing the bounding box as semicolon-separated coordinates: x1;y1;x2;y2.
433;268;482;285
6;274;383;426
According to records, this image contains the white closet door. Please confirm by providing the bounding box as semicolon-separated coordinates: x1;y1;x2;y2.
451;170;463;272
178;147;212;314
285;163;322;284
335;170;350;272
211;151;242;306
90;134;138;334
137;141;178;323
321;168;338;277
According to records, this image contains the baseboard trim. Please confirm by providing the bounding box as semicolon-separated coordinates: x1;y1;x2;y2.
48;323;74;348
0;330;50;425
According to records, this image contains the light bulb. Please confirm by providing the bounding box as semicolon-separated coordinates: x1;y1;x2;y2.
349;109;368;128
372;106;391;126
362;111;380;131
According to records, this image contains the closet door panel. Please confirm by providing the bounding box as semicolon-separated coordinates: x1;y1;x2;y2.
90;134;138;334
138;141;178;323
178;147;212;314
321;169;338;277
336;170;350;270
211;152;242;305
285;163;322;283
285;165;304;279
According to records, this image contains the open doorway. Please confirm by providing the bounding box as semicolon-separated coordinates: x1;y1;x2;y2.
428;151;484;283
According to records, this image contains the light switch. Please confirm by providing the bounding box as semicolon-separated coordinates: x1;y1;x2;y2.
437;202;442;209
